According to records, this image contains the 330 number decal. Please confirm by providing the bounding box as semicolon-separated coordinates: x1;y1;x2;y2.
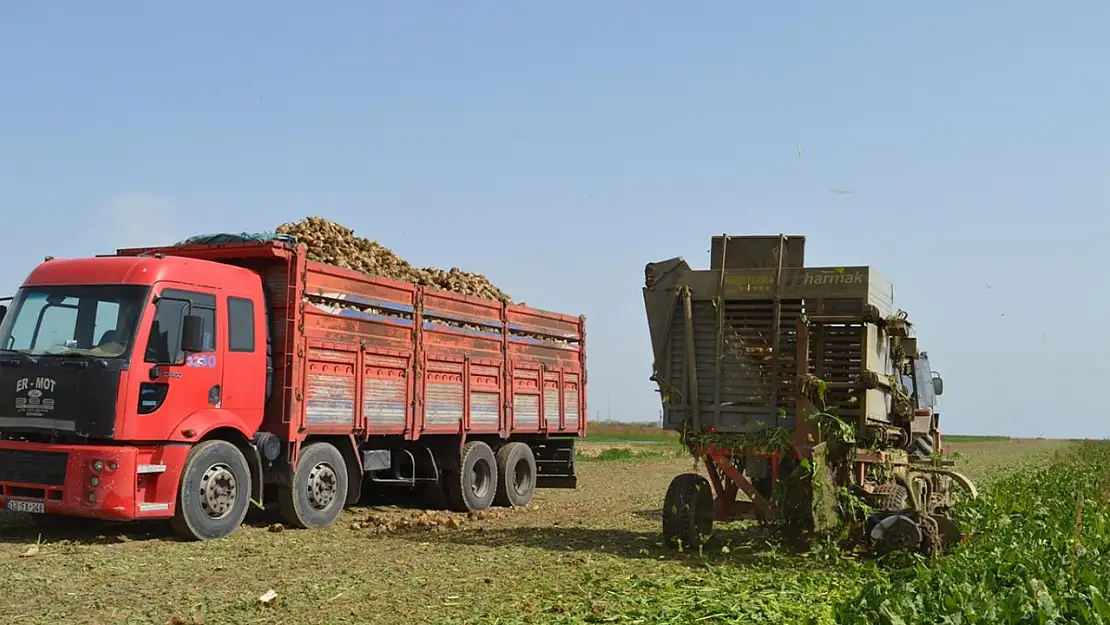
185;353;217;368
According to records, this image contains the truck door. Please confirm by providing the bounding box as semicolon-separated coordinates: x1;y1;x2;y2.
131;286;224;440
219;293;266;426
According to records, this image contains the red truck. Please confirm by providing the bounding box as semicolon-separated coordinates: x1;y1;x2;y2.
0;237;586;540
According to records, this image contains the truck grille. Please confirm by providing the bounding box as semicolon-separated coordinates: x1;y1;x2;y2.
0;450;68;486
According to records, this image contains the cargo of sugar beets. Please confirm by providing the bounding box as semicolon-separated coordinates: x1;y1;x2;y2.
643;234;975;555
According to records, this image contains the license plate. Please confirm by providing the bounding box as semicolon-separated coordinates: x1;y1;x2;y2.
5;499;45;514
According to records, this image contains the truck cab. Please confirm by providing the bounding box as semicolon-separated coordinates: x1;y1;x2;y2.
0;254;268;534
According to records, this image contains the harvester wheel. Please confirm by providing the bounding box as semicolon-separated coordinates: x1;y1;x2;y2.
493;442;537;508
871;483;909;512
278;442;349;529
171;440;252;541
444;441;498;513
662;473;714;549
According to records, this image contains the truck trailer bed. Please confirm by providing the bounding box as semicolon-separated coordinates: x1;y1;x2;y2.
116;239;588;442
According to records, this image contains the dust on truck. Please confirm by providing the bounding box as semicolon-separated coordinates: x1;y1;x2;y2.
0;236;586;540
643;234;975;555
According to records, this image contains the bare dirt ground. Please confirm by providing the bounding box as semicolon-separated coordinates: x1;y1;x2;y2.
0;438;1070;625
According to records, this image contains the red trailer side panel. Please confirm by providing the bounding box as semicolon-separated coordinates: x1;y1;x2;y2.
302;262;418;438
117;240;587;443
296;266;586;441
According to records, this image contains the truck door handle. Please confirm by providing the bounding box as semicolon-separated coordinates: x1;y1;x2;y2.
209;385;221;406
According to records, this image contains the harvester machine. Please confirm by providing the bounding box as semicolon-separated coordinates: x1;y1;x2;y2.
643;234;977;555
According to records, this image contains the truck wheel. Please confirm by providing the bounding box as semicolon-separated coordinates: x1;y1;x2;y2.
278;442;349;529
493;442;537;508
171;440;252;541
662;473;714;549
444;441;498;513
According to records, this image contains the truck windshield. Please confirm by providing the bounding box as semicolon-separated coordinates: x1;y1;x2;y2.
0;285;150;358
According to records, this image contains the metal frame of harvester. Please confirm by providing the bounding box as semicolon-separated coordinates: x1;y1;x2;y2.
643;234;977;555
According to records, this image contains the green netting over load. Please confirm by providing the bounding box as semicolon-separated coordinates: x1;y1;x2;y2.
173;232;298;246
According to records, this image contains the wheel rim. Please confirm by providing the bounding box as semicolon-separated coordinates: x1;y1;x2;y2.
470;460;491;499
199;463;238;520
307;462;338;510
512;459;532;496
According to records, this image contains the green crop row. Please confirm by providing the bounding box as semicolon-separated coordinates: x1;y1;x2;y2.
507;441;1108;625
836;440;1110;624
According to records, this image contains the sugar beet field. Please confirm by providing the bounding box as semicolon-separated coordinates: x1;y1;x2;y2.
2;434;1108;625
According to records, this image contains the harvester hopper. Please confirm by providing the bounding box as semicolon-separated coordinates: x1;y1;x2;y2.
644;234;976;554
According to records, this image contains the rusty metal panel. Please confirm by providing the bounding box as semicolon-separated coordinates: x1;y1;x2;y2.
423;289;504;327
513;393;540;428
512;366;542;430
425;360;465;429
305;261;417;309
507;341;581;371
422;324;503;360
425;382;464;427
563;387;579;429
363;378;407;428
507;305;582;339
543;373;560;430
304;345;357;426
469;392;500;428
301;261;418;361
305;373;356;426
471;364;500;379
420;290;505;364
468;364;500;431
363;354;409;430
305;301;414;349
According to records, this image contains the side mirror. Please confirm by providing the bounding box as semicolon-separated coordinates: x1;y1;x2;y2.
932;374;944;397
181;314;206;353
0;304;7;326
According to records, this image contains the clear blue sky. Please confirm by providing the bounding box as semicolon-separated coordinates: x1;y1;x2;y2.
2;2;1107;438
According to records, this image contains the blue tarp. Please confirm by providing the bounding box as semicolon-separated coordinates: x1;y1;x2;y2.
173;231;299;246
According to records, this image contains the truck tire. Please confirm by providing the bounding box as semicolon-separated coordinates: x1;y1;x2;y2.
443;441;498;513
493;442;537;508
662;473;714;549
278;442;349;529
171;440;252;541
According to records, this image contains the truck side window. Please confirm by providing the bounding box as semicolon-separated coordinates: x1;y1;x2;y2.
227;297;255;352
144;289;218;364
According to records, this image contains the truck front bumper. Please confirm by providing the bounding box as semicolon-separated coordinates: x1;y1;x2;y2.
0;441;186;521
